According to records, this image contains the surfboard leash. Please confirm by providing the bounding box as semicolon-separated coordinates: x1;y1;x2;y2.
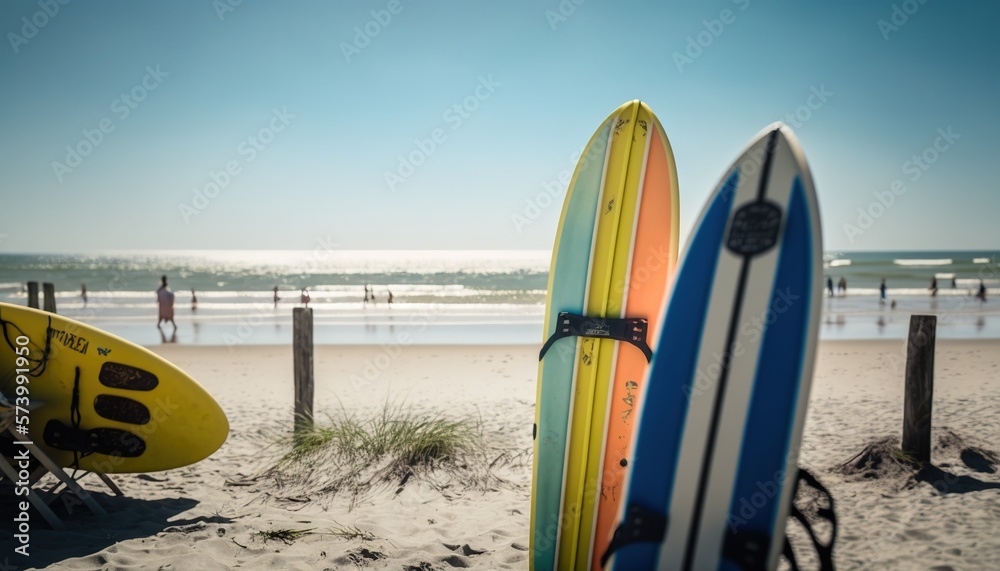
66;365;94;473
0;311;54;378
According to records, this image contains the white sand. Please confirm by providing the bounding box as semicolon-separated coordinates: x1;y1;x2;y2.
4;340;999;570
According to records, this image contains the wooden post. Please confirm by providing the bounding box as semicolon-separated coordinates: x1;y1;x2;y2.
42;283;57;314
293;307;314;437
27;282;39;308
902;315;935;463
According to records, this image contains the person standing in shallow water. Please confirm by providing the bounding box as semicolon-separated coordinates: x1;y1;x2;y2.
826;277;834;297
978;280;987;302
929;277;938;297
156;276;176;329
880;278;887;305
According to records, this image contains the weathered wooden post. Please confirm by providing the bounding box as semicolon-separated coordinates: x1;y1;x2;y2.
42;283;57;314
293;307;314;439
27;282;39;308
902;315;936;463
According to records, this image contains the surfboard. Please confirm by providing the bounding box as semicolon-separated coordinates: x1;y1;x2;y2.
603;123;822;571
531;100;680;571
0;302;228;473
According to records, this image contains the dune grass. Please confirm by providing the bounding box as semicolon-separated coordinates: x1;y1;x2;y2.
278;402;481;471
264;401;486;505
253;528;315;544
330;523;377;542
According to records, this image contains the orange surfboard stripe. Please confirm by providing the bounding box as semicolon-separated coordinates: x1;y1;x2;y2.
590;122;677;568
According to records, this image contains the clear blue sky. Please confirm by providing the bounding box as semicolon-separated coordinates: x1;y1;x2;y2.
1;0;997;253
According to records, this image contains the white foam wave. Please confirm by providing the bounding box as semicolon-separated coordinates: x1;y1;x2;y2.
974;257;991;264
828;259;851;267
893;259;952;266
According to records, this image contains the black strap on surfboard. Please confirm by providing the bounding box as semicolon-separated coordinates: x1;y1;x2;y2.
600;503;668;567
600;469;836;570
538;312;652;363
722;468;837;571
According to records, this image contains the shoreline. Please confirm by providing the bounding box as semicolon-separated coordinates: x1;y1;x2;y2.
10;306;1000;348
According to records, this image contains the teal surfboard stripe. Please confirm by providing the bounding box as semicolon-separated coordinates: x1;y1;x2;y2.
533;120;612;569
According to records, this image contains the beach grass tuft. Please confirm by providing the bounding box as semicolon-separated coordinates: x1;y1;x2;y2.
264;400;489;506
330;523;377;542
253;528;315;544
278;401;481;471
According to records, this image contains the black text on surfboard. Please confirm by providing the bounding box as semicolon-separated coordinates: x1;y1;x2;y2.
48;328;90;355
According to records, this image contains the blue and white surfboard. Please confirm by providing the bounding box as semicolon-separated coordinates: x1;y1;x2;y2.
603;123;823;571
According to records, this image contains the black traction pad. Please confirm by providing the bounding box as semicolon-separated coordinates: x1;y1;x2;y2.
98;362;159;391
600;503;668;567
43;419;146;457
93;394;152;425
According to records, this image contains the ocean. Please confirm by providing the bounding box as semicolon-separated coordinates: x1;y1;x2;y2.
0;250;997;346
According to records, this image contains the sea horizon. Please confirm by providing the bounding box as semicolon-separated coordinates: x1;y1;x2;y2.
1;249;997;345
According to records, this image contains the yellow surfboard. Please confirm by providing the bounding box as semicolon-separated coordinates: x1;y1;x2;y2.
531;101;680;570
0;303;228;473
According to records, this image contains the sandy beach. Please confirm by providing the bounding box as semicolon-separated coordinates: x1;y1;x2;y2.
1;339;997;570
